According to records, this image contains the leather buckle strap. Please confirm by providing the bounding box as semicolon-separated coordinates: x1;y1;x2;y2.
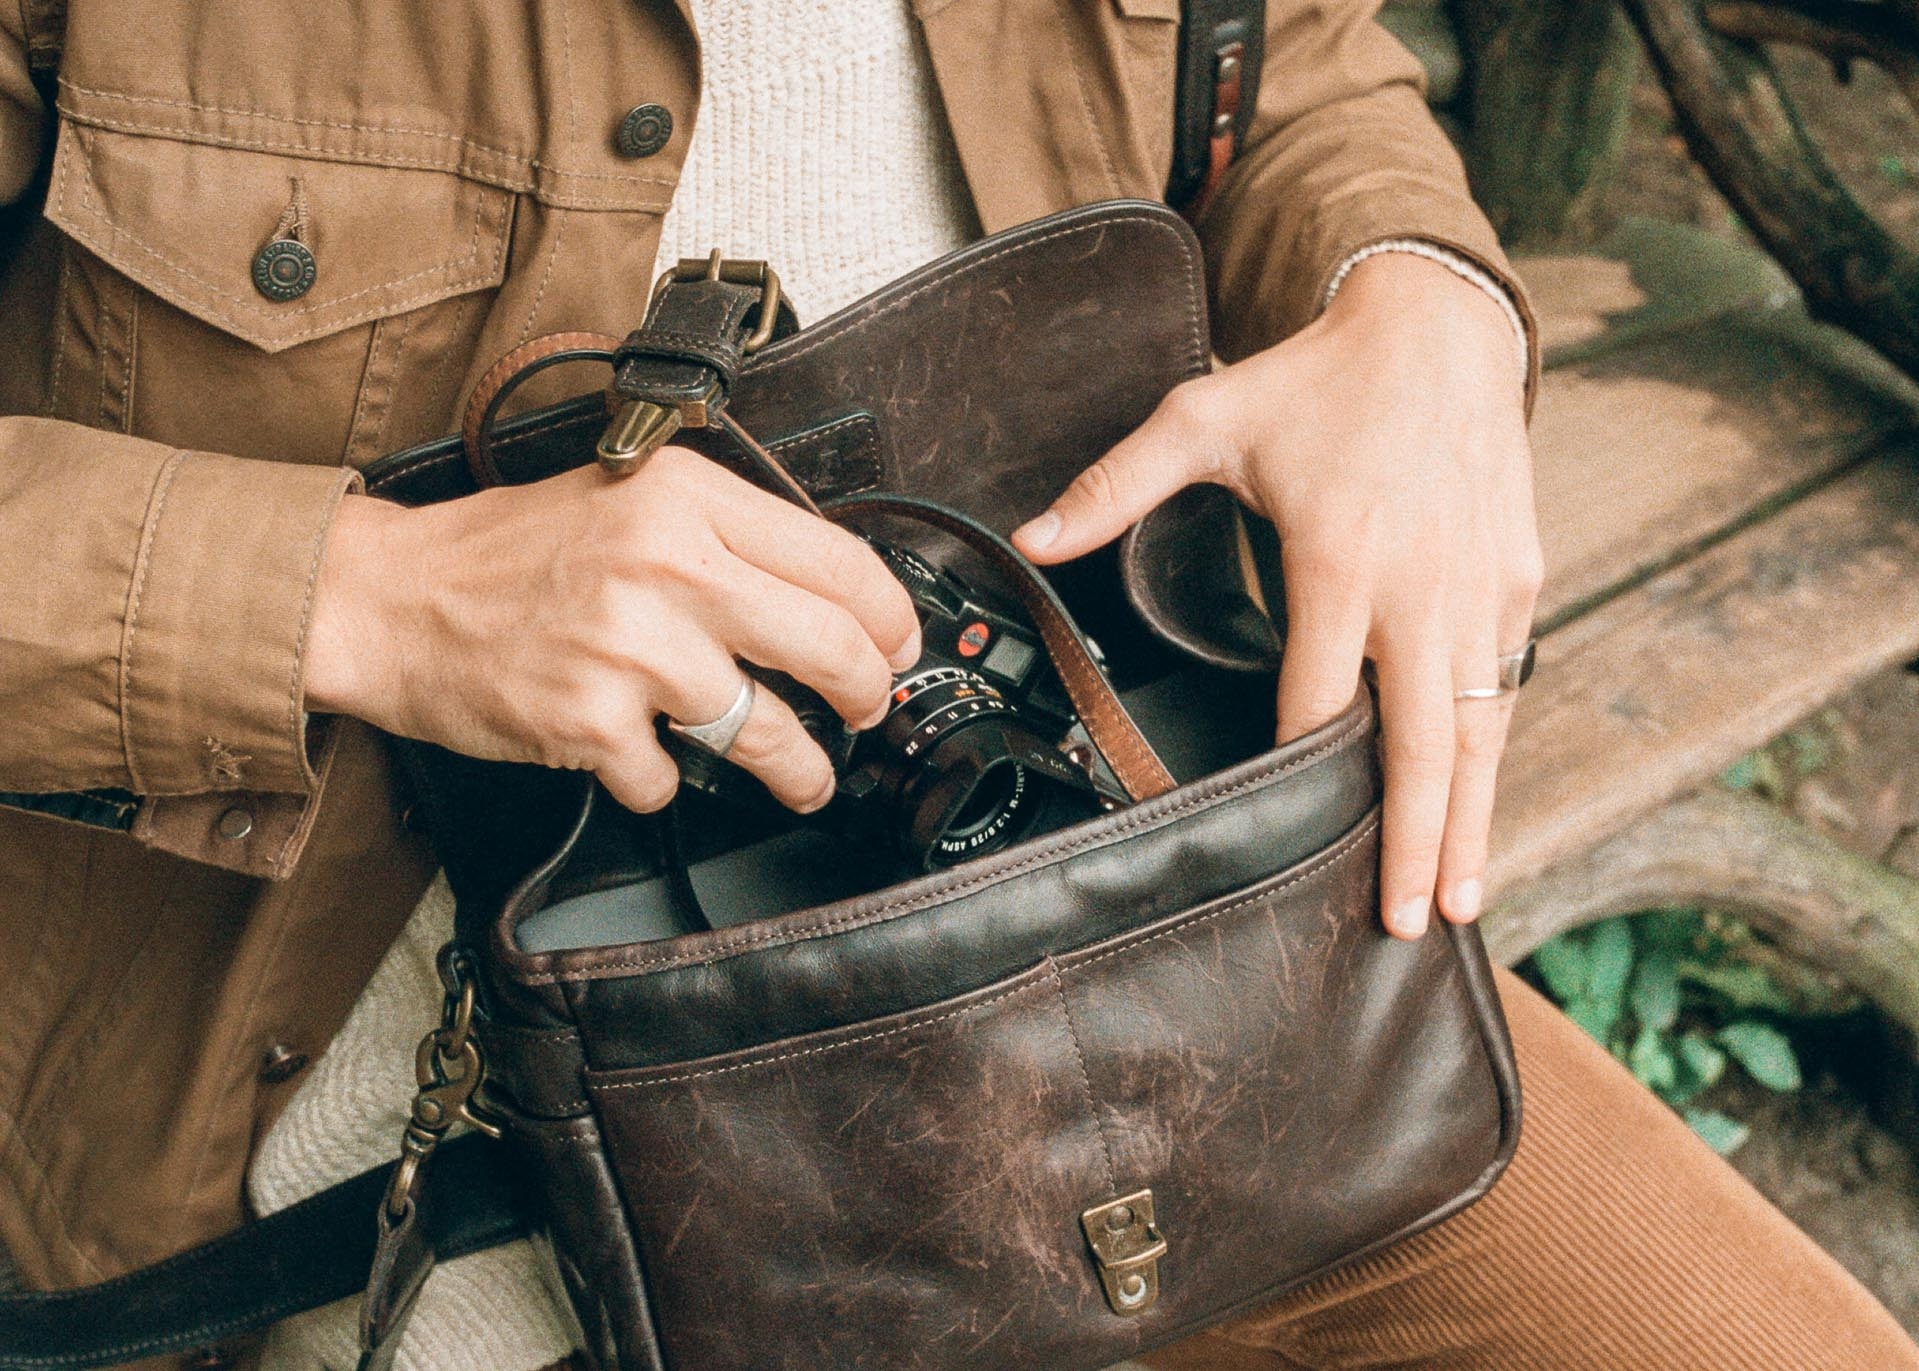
598;252;795;476
458;252;796;490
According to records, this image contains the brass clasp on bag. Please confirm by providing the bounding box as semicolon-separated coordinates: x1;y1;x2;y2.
1081;1189;1168;1315
380;961;504;1224
596;250;784;475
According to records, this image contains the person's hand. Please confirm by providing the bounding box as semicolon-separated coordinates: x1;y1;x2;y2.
305;449;922;814
1013;251;1541;940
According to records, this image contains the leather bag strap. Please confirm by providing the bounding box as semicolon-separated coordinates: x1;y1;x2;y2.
0;1135;528;1371
1168;0;1266;214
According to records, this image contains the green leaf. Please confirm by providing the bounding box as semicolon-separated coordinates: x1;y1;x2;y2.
1666;1031;1727;1105
1531;934;1590;1005
1577;919;1634;1044
1628;1024;1679;1096
1719;750;1784;797
1785;728;1832;775
1629;948;1682;1033
1677;1031;1728;1092
1678;959;1793;1013
1567;996;1619;1047
1718;1021;1802;1092
1683;1108;1752;1156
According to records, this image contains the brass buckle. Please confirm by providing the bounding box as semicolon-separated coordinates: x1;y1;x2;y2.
649;250;784;355
1081;1188;1168;1315
598;251;784;476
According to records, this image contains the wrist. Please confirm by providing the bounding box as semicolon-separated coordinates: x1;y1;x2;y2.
1324;251;1525;387
303;493;406;719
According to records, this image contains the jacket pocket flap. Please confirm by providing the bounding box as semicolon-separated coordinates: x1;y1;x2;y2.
46;123;513;354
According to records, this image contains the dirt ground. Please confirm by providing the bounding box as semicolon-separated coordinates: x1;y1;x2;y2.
1689;664;1919;1334
1563;50;1919;1332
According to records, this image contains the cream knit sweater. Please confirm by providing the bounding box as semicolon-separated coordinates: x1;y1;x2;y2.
248;5;1526;1366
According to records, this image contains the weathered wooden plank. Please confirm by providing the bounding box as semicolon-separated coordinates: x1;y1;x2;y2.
1489;447;1919;900
1529;298;1919;628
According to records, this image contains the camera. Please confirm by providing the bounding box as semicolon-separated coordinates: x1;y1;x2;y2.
667;539;1114;871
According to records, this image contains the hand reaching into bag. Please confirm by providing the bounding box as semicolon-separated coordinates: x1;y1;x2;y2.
305;448;922;815
1014;251;1542;941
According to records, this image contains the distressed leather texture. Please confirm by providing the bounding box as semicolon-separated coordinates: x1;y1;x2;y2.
366;204;1520;1371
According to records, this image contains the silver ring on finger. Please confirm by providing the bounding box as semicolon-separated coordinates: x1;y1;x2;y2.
1453;638;1538;702
667;676;757;758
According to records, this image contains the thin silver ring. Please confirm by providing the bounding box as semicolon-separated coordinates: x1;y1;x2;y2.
668;676;757;758
1455;638;1539;702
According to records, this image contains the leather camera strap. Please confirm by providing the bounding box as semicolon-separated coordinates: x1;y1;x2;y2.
822;491;1177;803
461;331;622;487
0;1134;528;1371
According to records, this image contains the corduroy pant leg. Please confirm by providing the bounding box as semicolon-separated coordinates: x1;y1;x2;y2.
1144;965;1919;1371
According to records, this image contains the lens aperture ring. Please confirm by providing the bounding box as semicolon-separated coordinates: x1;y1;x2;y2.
885;666;1013;759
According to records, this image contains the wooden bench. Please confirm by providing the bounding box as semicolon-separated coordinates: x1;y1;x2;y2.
1481;219;1919;1032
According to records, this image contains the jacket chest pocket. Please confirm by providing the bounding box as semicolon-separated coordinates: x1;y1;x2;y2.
42;121;514;465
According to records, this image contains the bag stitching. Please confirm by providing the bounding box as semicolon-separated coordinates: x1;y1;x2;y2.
520;708;1367;981
589;816;1375;1090
1069;815;1379;975
592;974;1056;1092
1049;956;1120;1196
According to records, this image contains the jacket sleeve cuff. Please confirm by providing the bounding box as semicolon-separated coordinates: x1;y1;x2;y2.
121;451;361;796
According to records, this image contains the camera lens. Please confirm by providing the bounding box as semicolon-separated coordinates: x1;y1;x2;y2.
869;666;1047;867
943;764;1024;842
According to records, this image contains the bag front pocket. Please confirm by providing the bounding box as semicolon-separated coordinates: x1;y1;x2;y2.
582;810;1513;1371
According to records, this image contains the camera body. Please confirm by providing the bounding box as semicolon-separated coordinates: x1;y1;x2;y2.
669;540;1111;871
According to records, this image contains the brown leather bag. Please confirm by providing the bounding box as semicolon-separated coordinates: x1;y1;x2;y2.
351;199;1521;1371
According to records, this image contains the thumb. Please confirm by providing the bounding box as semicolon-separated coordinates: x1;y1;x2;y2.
1012;392;1213;565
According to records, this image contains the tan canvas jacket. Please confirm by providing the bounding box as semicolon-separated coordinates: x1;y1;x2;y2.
0;0;1535;1310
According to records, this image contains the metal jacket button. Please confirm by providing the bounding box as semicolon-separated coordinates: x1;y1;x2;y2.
253;238;316;301
615;104;673;158
216;806;254;841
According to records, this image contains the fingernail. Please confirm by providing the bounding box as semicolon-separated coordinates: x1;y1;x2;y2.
888;629;923;674
1448;878;1483;923
1016;511;1061;551
1389;897;1430;939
